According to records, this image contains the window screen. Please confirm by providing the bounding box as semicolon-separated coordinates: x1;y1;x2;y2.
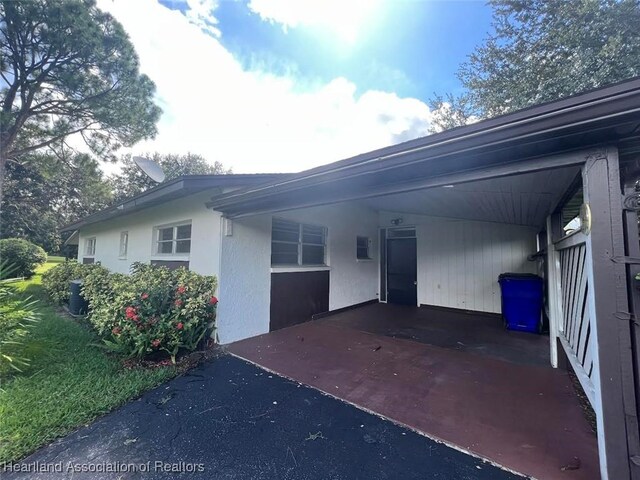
155;223;191;255
272;218;326;266
357;236;371;259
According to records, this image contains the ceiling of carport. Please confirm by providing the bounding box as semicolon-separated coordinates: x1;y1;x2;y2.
358;166;580;228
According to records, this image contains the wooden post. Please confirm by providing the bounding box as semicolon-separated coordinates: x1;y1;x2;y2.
623;182;640;479
583;147;637;479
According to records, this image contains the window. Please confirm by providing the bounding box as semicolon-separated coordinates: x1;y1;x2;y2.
271;218;326;266
357;236;371;260
154;223;191;255
85;237;96;256
388;227;416;238
119;231;129;258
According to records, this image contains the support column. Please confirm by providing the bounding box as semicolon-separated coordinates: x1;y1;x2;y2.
583;147;637;479
546;214;562;368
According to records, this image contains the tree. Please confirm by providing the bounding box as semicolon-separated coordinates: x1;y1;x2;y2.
430;0;640;132
110;153;232;202
0;0;162;200
1;152;113;252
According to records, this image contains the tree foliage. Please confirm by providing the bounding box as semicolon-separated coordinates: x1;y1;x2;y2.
430;0;640;132
110;153;232;202
0;238;47;279
0;0;162;199
1;152;113;252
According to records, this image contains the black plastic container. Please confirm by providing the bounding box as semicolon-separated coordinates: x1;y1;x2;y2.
68;280;88;315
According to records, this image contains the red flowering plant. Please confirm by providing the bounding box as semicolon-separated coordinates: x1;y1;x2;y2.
82;262;218;362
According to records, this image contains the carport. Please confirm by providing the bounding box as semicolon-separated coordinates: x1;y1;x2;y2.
211;79;640;479
229;304;597;479
224;164;597;479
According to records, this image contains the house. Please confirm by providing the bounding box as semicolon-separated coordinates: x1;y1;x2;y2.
64;78;640;479
63;174;286;275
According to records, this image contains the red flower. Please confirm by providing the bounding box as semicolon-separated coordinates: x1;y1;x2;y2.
151;339;161;348
141;293;149;300
176;322;184;330
125;306;137;319
209;296;218;305
112;326;121;335
176;285;186;294
174;299;183;307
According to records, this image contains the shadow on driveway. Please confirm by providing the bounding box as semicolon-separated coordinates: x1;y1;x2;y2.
4;354;523;479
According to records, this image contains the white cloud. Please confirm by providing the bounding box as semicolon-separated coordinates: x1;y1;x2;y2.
184;0;220;37
248;0;382;45
97;0;431;174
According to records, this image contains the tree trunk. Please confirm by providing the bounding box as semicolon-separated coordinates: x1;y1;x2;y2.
0;152;6;207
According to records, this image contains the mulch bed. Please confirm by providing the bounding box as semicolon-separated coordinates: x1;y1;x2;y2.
121;343;222;374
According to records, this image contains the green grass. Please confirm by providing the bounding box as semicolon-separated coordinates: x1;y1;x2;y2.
46;255;65;263
0;262;177;463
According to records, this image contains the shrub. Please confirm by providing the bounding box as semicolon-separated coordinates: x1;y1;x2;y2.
0;239;47;279
83;263;218;362
0;263;40;376
42;261;108;304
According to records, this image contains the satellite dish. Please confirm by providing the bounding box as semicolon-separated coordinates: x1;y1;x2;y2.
133;156;166;183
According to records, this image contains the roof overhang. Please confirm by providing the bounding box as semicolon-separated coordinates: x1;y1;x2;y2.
61;174;286;232
64;230;79;246
209;78;640;218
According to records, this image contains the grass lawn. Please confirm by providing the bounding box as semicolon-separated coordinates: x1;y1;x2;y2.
0;261;177;463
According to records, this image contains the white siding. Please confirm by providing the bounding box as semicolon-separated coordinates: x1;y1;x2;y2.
380;211;538;313
77;191;222;277
217;202;379;343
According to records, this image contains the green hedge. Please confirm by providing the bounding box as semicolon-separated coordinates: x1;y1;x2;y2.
0;239;47;279
43;262;218;362
41;261;106;304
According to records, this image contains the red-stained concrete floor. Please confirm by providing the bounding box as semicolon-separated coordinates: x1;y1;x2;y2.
228;306;599;480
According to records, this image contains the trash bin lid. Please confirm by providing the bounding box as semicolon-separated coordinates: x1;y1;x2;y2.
498;273;541;281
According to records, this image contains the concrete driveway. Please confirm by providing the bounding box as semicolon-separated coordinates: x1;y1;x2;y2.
3;354;521;480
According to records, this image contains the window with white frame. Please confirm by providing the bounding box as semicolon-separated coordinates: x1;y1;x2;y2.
356;236;371;260
154;222;191;255
119;231;129;258
85;237;96;256
271;218;327;266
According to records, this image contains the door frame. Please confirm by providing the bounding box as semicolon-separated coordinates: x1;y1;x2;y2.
383;226;418;306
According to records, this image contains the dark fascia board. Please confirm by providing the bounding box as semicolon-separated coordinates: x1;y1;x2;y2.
209;77;640;215
61;174;286;232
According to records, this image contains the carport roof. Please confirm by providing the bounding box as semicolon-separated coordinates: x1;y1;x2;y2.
208;77;640;218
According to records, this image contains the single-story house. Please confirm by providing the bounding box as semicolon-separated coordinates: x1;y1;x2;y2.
63;77;640;479
62;173;286;274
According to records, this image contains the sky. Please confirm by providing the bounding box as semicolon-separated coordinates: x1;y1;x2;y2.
96;0;494;174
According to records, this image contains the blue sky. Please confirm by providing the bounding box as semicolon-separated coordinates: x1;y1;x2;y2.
99;0;494;173
165;0;493;100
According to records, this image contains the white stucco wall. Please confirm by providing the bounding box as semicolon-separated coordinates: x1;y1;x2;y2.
217;215;272;344
379;211;538;313
77;191;222;278
216;202;379;344
276;203;379;311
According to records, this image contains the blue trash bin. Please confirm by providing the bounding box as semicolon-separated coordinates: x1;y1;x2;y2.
498;273;543;333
